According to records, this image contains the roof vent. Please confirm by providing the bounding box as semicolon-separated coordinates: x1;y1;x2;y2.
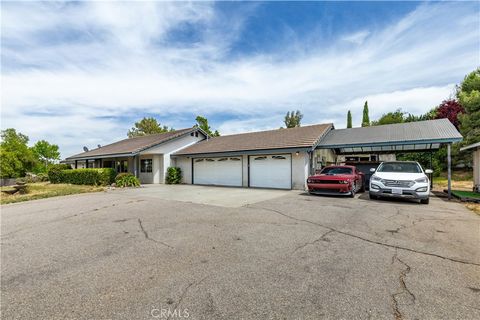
83;146;89;152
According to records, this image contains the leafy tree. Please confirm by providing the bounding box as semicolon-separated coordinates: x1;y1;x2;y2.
127;117;172;138
404;108;438;123
361;101;370;127
458;68;480;145
434;99;464;129
32;140;61;172
371;109;405;126
195;116;220;137
0;129;36;178
347;110;352;128
284;110;303;128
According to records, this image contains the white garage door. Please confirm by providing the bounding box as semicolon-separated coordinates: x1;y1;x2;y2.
249;154;291;189
193;157;242;187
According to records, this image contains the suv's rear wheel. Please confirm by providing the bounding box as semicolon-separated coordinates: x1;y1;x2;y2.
420;198;429;204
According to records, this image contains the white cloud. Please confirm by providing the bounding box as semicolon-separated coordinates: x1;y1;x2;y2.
1;2;478;157
342;30;370;45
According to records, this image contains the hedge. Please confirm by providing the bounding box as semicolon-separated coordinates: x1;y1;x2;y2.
48;168;116;186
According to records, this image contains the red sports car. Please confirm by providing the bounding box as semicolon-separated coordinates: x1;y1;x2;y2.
307;165;365;197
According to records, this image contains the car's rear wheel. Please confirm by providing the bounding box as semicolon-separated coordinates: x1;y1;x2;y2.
420;198;429;204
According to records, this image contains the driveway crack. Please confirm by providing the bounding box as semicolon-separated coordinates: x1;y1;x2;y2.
137;219;174;249
169;275;209;319
391;251;416;320
247;205;480;267
293;230;334;253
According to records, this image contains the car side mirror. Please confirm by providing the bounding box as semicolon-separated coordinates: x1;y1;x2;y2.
425;169;433;174
370;168;376;173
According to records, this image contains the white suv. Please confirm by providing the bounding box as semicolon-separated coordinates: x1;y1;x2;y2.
369;161;432;204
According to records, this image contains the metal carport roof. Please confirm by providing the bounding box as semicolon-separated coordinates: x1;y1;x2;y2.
316;119;462;154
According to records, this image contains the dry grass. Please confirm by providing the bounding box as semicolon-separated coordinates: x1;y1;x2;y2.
1;182;104;205
432;170;473;192
465;203;480;216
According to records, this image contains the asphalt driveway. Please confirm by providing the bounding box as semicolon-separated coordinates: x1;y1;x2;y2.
1;185;479;319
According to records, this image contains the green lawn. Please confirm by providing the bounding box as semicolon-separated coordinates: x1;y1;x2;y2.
451;190;480;200
1;182;105;205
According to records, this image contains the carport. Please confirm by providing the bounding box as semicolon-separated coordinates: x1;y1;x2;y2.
316;119;463;199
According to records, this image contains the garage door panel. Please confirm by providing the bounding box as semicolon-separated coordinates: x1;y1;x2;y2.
194;157;242;187
249;154;291;189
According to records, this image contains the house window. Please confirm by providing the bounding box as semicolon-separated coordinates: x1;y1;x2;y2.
141;159;152;173
217;158;228;161
103;160;114;168
254;156;267;160
272;155;286;160
116;160;128;173
195;159;204;162
230;158;241;161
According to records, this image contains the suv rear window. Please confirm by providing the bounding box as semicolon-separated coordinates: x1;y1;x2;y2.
377;162;421;173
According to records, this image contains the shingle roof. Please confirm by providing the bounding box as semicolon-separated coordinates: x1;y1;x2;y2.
66;128;197;160
174;123;333;155
318;119;462;147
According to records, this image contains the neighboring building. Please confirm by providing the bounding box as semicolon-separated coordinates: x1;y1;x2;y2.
64;118;463;192
65;128;207;184
460;142;480;192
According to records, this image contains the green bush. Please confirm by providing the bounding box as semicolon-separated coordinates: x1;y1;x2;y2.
48;168;116;186
165;167;182;184
115;173;140;188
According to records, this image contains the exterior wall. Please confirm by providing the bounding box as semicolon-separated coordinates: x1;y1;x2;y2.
292;151;309;190
314;149;336;172
143;133;205;183
153;154;163;184
242;155;248;187
379;154;396;161
173;157;192;184
474;149;480;187
139;154;154;184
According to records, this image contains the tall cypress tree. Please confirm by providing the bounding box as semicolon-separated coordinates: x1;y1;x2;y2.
347;110;352;128
362;101;370;127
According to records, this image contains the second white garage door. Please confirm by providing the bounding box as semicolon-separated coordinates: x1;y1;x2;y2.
249;154;292;189
193;157;242;187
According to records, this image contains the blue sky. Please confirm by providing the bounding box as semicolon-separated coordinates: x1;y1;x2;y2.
1;1;479;157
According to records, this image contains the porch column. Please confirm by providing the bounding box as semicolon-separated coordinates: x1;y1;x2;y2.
447;143;452;200
133;155;138;178
75;160;78;169
430;151;433;189
85;159;89;169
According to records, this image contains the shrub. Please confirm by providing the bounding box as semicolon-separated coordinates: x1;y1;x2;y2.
49;168;116;186
165;167;182;184
115;172;130;180
115;173;140;188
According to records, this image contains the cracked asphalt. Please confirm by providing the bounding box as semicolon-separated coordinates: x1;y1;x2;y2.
1;185;479;319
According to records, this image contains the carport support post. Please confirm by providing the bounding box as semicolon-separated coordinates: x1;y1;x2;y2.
447;143;452;200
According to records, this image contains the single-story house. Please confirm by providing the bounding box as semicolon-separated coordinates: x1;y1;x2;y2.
460;142;480;192
65;127;207;184
65;118;463;194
